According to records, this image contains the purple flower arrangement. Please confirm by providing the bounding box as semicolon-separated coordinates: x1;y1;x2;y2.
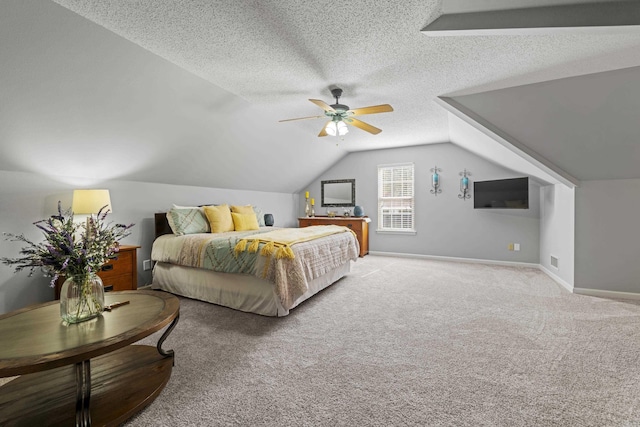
2;202;134;287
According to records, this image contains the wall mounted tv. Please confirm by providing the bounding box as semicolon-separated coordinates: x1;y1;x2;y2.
473;177;529;209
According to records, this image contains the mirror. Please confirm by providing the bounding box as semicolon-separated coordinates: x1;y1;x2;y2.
321;179;356;207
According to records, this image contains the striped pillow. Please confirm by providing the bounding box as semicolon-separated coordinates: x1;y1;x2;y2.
167;207;209;235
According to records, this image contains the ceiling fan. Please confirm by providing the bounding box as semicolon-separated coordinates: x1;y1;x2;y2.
279;88;394;137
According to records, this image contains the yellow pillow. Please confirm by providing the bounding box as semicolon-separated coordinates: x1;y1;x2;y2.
203;205;234;233
231;212;259;231
230;205;254;215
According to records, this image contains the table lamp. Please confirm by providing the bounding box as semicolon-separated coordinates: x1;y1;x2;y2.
72;189;112;236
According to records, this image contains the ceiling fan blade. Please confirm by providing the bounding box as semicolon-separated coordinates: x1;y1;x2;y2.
345;118;382;135
279;115;325;122
309;99;336;113
348;104;394;116
318;121;330;137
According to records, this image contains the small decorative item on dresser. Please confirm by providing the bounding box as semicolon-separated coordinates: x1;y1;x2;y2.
304;191;311;217
264;213;274;226
343;209;351;217
459;169;472;200
353;205;364;217
430;166;442;196
310;198;315;217
1;201;133;323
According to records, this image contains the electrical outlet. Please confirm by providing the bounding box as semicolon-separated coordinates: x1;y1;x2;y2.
508;243;514;251
514;243;520;251
143;260;152;271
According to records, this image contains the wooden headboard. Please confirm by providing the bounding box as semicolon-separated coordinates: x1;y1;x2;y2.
154;212;172;239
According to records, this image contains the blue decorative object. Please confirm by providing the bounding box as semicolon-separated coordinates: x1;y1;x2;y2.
430;166;442;196
459;169;472;200
264;213;274;226
353;206;364;217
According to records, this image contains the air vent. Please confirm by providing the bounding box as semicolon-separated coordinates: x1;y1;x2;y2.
550;255;559;269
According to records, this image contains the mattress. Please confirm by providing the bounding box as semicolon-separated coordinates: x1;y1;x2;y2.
152;261;350;316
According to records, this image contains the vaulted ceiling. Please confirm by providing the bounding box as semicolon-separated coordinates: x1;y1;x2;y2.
1;0;639;192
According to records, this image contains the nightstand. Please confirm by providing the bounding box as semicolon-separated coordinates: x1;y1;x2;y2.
54;245;140;299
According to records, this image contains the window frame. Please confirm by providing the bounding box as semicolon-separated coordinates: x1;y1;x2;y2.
376;162;416;234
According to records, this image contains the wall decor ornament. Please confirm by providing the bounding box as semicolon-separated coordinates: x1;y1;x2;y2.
430;166;442;196
459;169;472;200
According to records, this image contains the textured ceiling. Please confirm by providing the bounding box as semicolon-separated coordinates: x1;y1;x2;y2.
0;0;634;193
51;0;640;158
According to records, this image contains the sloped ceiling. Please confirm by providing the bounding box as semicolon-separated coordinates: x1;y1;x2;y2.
448;66;640;181
1;0;640;192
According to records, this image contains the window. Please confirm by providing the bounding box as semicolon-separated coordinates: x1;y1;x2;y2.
377;163;415;232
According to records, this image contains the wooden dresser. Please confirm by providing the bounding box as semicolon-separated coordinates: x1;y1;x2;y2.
55;245;140;299
298;216;369;257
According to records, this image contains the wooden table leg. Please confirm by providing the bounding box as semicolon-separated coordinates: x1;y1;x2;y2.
157;314;179;365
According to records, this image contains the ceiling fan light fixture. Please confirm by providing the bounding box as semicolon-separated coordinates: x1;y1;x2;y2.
325;120;349;136
325;121;337;136
280;87;392;137
337;121;349;136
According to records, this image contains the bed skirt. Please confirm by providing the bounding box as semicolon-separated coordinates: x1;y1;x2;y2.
151;261;350;316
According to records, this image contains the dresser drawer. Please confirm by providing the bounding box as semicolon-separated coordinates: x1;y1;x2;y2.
100;274;134;292
341;221;363;232
99;251;133;278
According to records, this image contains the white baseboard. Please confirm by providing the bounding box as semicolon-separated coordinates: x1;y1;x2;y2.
367;251;640;300
573;287;640;301
538;265;573;293
368;251;539;269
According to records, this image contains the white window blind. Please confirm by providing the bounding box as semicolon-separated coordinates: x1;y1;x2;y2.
377;163;415;232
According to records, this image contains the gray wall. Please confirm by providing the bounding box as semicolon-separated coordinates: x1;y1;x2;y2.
539;184;575;288
575;179;640;292
301;143;540;263
0;0;345;194
0;170;298;314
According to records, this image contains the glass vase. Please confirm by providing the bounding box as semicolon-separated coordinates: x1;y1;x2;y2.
60;273;105;323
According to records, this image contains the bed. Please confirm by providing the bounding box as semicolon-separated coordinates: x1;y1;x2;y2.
151;210;359;316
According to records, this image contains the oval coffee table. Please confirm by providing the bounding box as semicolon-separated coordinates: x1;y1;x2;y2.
0;290;179;426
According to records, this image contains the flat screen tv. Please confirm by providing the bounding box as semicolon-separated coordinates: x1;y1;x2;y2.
473;177;529;209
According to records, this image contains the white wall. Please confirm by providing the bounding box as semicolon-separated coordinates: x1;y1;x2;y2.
575;179;640;293
539;184;575;289
301;143;540;263
0;170;297;314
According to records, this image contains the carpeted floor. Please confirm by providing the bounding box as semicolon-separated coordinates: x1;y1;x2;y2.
126;255;640;426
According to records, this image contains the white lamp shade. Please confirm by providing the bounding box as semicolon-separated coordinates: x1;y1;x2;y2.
72;189;112;214
337;121;349;136
325;121;338;136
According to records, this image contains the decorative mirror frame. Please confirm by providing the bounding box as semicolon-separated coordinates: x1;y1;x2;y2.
321;179;356;207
